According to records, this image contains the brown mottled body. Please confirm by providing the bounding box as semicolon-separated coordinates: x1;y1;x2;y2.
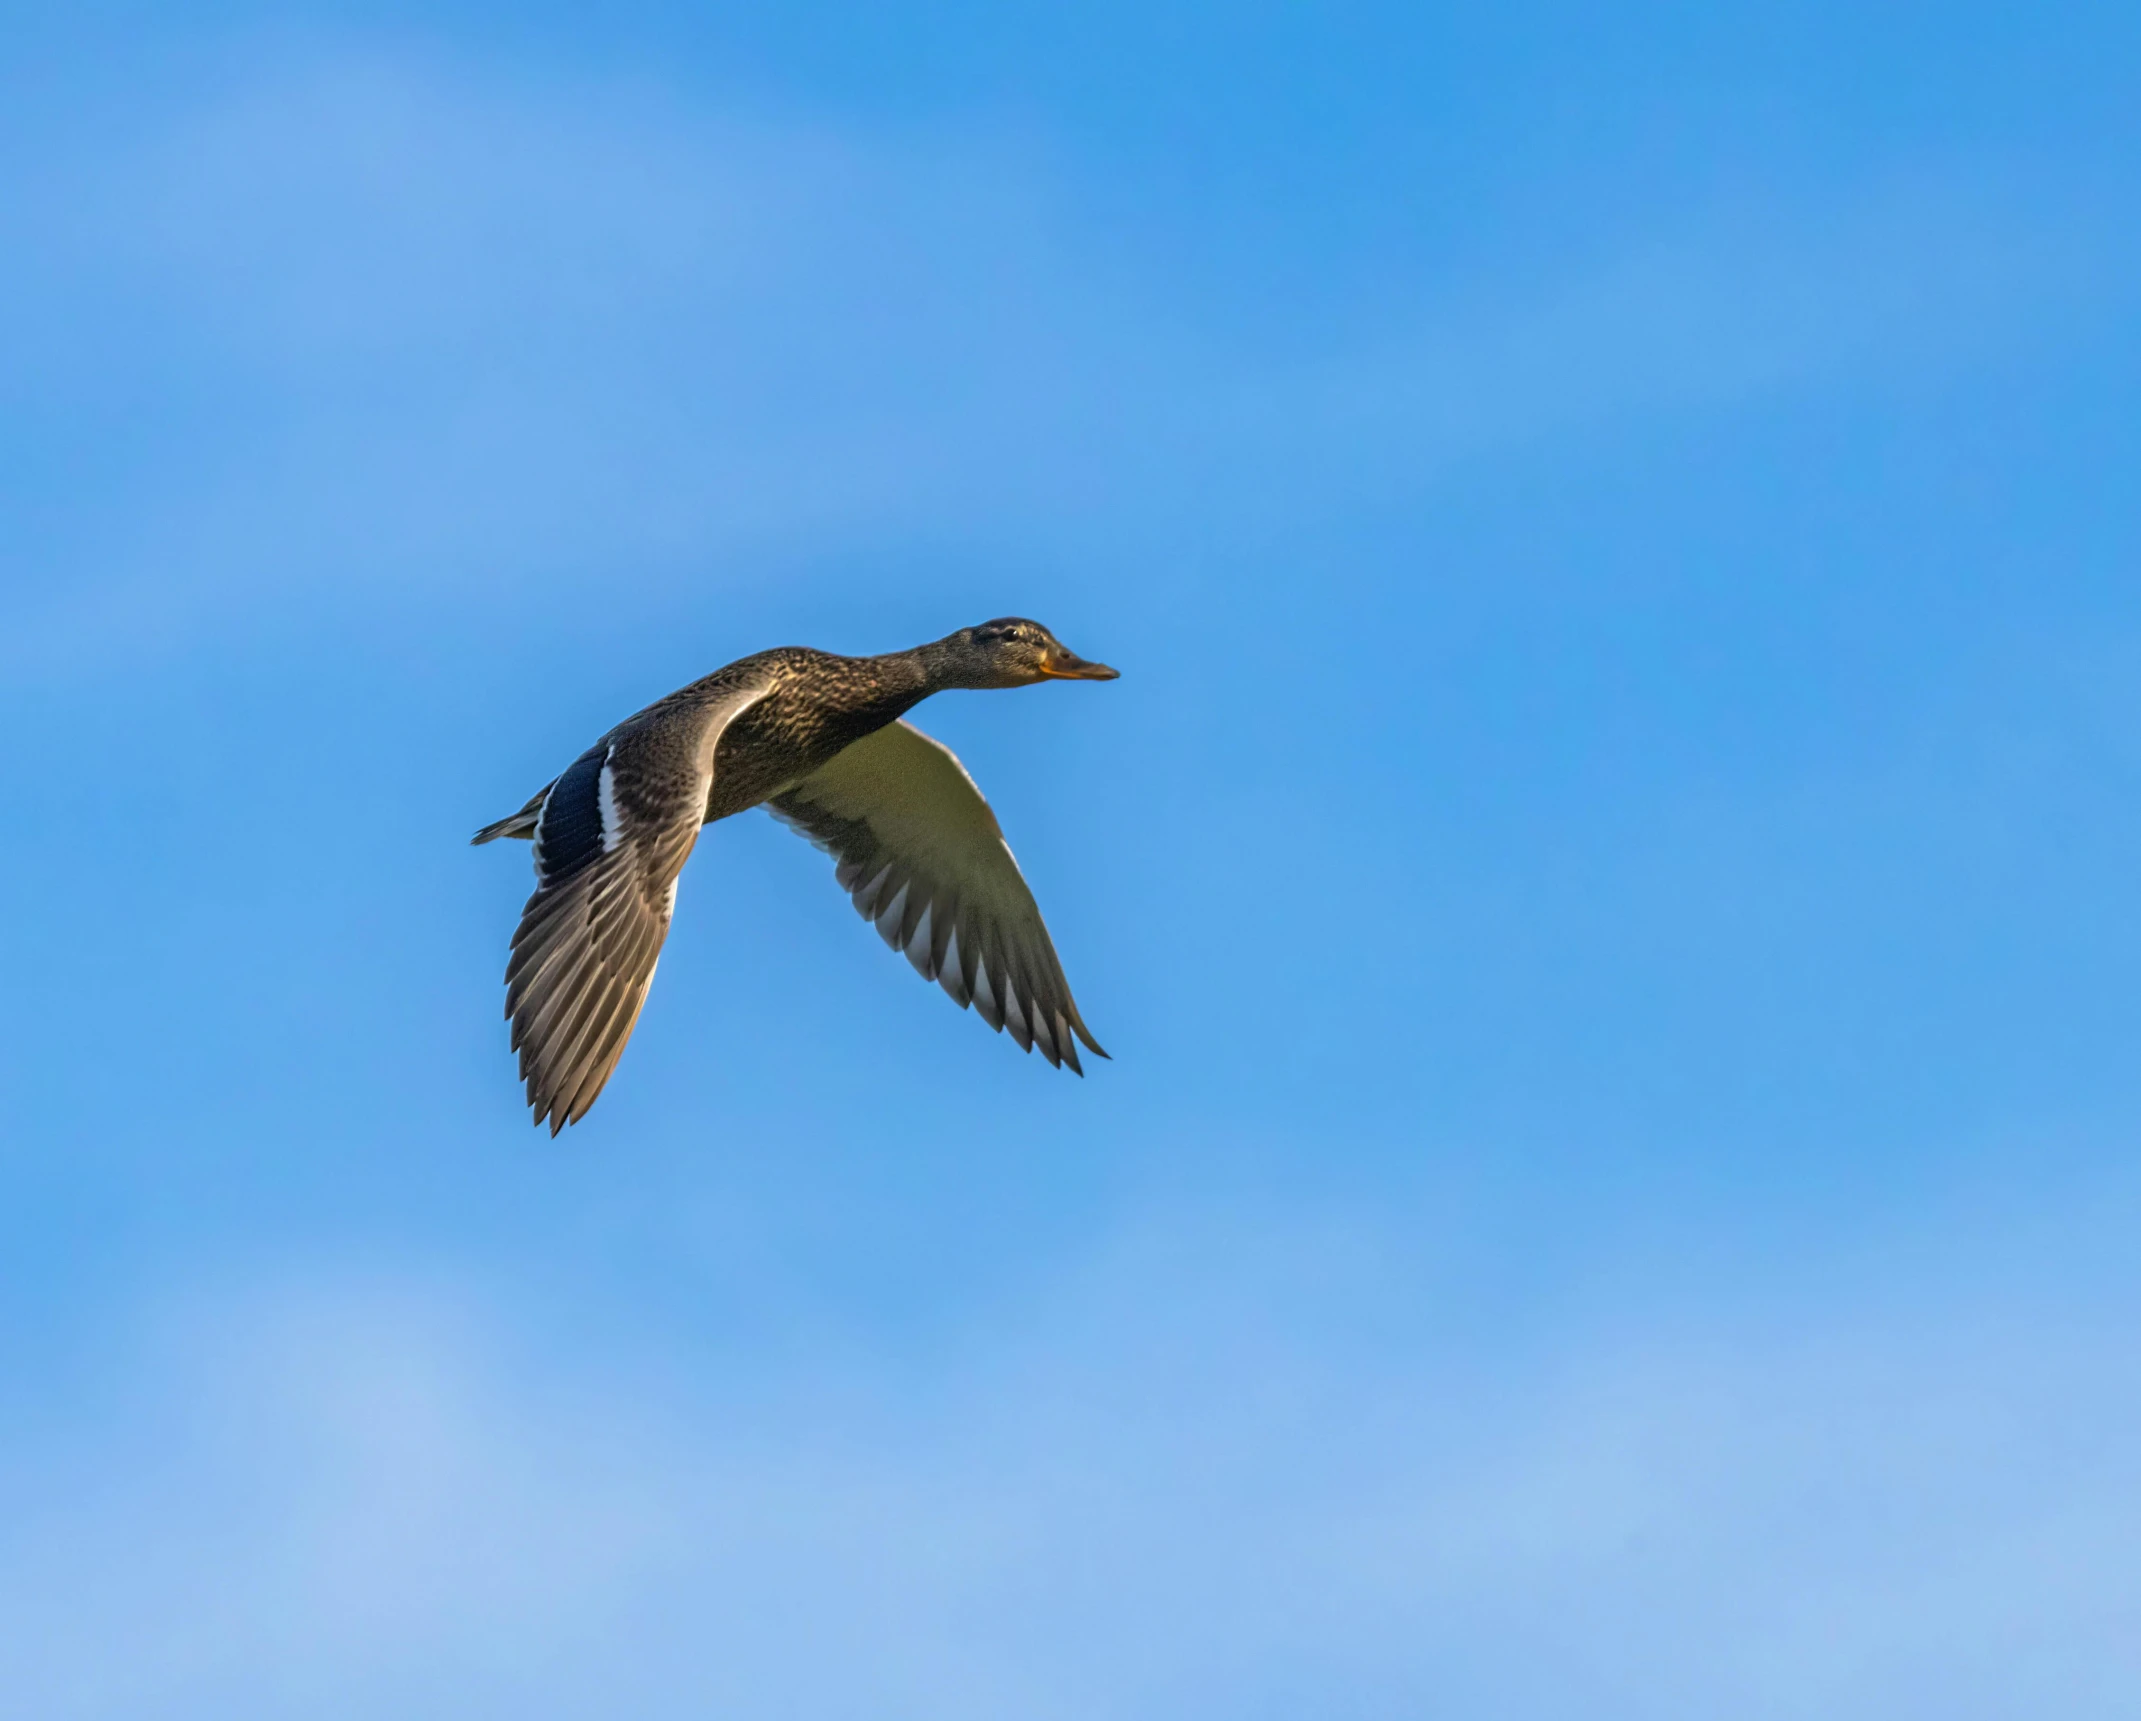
473;619;1118;1131
696;648;932;820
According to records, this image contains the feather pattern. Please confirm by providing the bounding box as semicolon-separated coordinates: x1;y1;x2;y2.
504;680;772;1132
768;720;1105;1072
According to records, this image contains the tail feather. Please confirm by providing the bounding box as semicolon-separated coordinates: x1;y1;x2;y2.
472;784;551;845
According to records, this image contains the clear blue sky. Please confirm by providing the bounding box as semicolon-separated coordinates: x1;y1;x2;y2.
4;3;2138;1715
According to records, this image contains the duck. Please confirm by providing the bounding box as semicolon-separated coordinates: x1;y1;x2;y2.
473;618;1120;1132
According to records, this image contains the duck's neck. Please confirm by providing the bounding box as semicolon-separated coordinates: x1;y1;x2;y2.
868;637;981;704
911;635;984;692
845;643;947;728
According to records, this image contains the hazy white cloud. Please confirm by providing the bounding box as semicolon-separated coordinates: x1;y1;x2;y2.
4;1210;2136;1720
1;44;2107;667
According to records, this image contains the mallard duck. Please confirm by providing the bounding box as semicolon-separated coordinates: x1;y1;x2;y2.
473;618;1119;1132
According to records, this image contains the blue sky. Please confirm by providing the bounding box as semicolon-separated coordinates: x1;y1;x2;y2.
3;3;2139;1715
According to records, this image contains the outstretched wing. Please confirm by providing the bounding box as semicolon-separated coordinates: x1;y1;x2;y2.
506;682;770;1131
769;720;1106;1072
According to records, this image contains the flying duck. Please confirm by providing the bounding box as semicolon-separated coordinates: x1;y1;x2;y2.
474;618;1119;1132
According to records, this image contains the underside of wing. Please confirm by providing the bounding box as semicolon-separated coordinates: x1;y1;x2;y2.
769;720;1105;1072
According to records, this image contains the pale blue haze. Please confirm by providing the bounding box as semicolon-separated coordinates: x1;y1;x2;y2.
3;3;2139;1715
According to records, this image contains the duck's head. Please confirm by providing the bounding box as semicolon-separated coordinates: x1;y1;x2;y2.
936;618;1120;689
